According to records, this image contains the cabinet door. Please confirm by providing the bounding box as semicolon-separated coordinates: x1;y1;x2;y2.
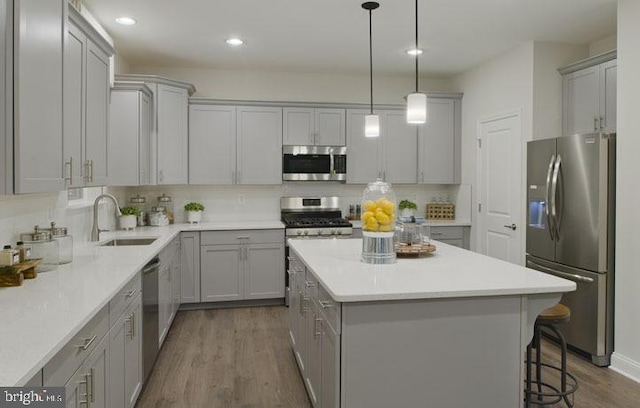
244;242;285;300
321;322;340;408
382;110;417;184
139;92;152;185
600;60;617;134
84;40;109;186
109;295;142;408
157;84;188;184
189;104;236;184
283;107;314;145
315;109;346;146
418;99;456;184
63;22;84;187
108;91;140;186
200;244;243;302
66;335;109;408
172;247;181;316
181;232;201;303
295;269;307;374
563;66;600;136
288;268;299;347
346;109;381;184
304;298;322;407
158;265;172;346
14;0;65;193
236;106;282;184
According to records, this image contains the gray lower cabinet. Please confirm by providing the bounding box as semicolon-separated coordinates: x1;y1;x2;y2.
180;232;201;303
430;226;469;249
200;230;285;302
291;252;341;408
159;236;181;346
65;335;109;408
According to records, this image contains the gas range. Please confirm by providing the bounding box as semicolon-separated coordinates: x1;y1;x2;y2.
281;197;353;238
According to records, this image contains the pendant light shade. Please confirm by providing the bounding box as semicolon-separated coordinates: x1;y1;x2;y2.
407;0;427;124
365;114;380;138
407;92;427;124
362;2;380;137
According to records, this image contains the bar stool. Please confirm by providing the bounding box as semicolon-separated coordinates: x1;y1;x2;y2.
525;303;578;407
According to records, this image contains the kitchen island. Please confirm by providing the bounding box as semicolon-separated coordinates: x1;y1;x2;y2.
287;238;575;408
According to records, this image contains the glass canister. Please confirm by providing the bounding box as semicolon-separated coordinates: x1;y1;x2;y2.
157;194;174;224
148;206;170;226
130;194;148;226
20;226;59;272
47;222;73;264
360;178;397;264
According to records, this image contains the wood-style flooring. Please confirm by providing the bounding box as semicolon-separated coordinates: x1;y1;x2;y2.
137;306;640;408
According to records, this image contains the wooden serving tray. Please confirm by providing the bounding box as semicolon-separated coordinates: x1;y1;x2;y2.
0;259;43;286
395;243;436;258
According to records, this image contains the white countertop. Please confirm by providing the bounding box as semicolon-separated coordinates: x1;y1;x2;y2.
289;238;575;302
0;220;284;386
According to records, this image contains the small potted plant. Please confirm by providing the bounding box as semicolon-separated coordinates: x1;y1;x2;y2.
119;206;141;230
398;199;418;217
184;202;205;224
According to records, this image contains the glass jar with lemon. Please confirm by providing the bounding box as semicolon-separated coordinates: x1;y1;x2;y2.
361;178;397;264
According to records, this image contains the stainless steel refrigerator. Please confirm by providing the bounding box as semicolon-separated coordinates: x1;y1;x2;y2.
526;132;615;366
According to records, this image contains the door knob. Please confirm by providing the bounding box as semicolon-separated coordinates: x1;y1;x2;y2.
504;223;517;231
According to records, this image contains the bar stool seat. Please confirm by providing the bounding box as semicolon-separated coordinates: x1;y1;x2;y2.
525;303;578;407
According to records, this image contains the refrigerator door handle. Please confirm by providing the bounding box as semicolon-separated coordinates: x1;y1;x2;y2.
545;154;556;240
527;260;595;283
551;154;562;239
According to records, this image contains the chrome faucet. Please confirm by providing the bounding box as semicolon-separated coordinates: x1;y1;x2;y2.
91;194;122;241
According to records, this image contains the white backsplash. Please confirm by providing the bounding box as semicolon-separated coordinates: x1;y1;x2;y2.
0;183;471;246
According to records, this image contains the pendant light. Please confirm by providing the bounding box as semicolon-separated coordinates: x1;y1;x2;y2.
406;0;427;124
362;2;380;137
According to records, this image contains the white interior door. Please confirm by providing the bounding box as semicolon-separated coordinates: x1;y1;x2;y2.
477;111;523;264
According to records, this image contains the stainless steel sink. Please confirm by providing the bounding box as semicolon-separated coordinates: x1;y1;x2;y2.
100;238;158;247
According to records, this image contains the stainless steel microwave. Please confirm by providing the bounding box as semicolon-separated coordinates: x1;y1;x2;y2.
283;146;347;181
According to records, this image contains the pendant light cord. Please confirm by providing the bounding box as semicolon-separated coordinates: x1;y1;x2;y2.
415;0;419;93
369;9;374;115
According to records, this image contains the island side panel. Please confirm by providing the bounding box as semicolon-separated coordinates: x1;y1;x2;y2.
341;296;523;408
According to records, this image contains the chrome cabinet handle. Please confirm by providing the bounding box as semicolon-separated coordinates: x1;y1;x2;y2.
314;316;322;338
300;294;309;314
319;300;333;309
600;116;604;130
545;154;556;241
89;160;94;183
594;117;598;131
78;375;89;405
76;335;97;351
89;367;95;403
503;224;517;231
305;281;316;288
125;289;137;298
65;157;74;185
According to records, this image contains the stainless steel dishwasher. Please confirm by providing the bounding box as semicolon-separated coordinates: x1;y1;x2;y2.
142;257;160;383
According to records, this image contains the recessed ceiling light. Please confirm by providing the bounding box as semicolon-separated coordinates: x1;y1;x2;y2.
406;48;423;56
116;17;137;26
226;38;244;46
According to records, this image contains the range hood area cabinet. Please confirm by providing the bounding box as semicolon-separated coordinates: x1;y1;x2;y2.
283;107;346;146
560;51;616;137
108;82;152;186
345;93;462;185
188;101;283;185
115;74;196;186
64;7;114;188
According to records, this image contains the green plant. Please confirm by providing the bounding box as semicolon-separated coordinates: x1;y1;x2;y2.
184;202;205;212
398;199;418;211
120;206;141;216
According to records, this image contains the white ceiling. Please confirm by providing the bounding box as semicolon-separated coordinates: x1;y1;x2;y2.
82;0;617;77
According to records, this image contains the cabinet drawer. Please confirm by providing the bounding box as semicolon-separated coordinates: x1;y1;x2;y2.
318;284;341;334
429;226;463;240
304;269;319;300
109;273;142;327
201;229;284;245
439;238;463;248
43;305;109;386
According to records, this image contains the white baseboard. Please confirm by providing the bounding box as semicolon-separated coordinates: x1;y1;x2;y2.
610;352;640;383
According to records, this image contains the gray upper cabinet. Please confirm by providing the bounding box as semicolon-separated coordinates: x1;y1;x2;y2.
109;82;152;186
346;109;418;184
64;9;113;188
561;52;616;136
283;107;346;146
189;104;236;185
418;96;461;184
115;74;196;186
13;0;66;193
237;106;283;184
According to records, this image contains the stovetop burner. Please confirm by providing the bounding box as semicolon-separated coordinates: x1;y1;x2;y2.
282;215;352;229
280;197;353;237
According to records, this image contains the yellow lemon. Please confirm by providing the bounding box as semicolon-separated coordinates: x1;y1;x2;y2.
375;211;390;225
365;218;379;231
363;200;377;212
375;197;387;208
379;224;393;232
381;201;395;216
361;211;375;222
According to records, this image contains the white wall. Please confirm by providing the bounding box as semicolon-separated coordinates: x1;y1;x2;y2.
610;0;640;383
128;65;453;104
532;43;589;141
590;34;617;56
